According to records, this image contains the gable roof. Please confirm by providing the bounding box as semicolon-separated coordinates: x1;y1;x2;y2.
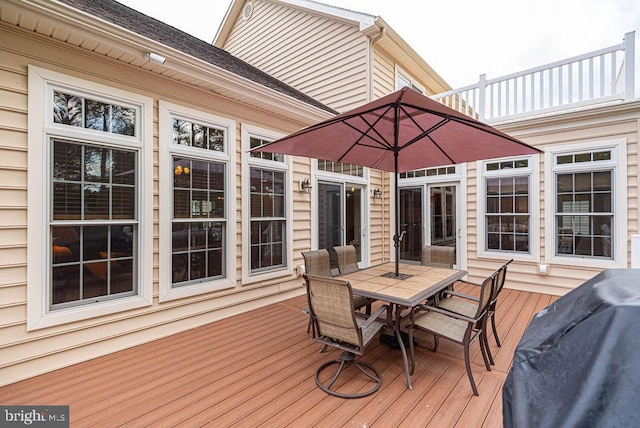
55;0;337;115
214;0;451;94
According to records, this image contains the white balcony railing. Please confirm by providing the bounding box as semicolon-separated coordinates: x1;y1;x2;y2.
433;31;636;123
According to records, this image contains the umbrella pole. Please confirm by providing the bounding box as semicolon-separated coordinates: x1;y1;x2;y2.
394;155;400;277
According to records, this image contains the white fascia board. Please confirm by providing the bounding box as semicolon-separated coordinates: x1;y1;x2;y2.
278;0;376;30
23;0;332;123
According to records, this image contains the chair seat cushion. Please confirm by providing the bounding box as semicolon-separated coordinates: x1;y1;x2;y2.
413;310;467;343
438;297;477;319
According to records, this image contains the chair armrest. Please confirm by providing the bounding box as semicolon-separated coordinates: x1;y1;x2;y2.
442;290;480;302
413;304;483;324
454;279;481;288
360;304;390;329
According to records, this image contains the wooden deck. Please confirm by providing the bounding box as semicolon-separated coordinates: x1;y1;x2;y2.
0;285;557;427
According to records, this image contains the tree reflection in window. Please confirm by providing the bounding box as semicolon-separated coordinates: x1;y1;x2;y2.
53;91;135;136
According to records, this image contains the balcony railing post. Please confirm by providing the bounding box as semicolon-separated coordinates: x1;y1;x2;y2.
623;31;635;100
478;74;487;121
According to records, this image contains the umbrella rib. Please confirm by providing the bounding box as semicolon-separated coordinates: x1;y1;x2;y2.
337;105;396;162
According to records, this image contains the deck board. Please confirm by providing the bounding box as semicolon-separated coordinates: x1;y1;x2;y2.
0;288;558;427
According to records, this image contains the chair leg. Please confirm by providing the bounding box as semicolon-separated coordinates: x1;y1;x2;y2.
482;329;495;366
464;343;479;396
479;332;492;371
408;327;416;375
307;316;312;334
491;314;501;347
432;335;439;352
314;351;381;399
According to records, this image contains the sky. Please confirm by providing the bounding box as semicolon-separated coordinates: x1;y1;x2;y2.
118;0;639;90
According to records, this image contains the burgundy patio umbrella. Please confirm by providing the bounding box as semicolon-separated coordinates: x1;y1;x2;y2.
251;87;542;276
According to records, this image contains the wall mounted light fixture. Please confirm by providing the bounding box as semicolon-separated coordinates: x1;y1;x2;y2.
372;188;382;199
145;52;166;65
299;178;312;192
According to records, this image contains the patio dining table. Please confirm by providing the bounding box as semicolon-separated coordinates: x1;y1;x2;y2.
340;261;467;390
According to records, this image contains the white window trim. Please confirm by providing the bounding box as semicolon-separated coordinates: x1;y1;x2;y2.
241;124;293;284
476;154;540;263
158;101;237;302
544;138;627;268
395;65;425;94
27;66;154;330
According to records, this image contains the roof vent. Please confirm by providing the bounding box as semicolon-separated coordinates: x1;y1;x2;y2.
243;2;254;20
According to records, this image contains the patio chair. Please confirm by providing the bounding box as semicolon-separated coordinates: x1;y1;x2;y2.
333;245;374;314
333;245;360;274
304;274;390;398
439;259;513;355
302;249;333;277
421;245;455;268
302;248;372;334
407;273;494;396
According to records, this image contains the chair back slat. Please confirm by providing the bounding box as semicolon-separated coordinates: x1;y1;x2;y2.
334;245;359;275
474;274;495;320
421;245;455;268
491;259;513;302
305;274;361;348
302;249;333;277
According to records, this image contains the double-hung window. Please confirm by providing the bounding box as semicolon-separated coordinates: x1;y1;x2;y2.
545;139;626;267
242;125;292;282
27;66;153;330
159;102;235;301
479;156;539;260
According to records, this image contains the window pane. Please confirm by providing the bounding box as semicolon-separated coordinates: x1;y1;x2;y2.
173;119;191;146
83;226;109;261
112;186;135;219
192;124;206;149
557;174;573;193
593;171;611;191
574;173;591;192
85;147;111;183
514;176;529;194
53;183;82;220
112;150;136;185
84;184;110;219
111;225;134;256
209;162;225;191
111;105;135;136
486;178;499;195
208;128;225;152
111;259;134;293
53;142;82;181
53;92;82;126
515;195;528;213
191;160;208;189
85;99;110;132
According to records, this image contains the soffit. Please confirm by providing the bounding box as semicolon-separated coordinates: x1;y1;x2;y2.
1;0;334;124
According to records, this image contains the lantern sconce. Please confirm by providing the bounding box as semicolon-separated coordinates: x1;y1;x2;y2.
372;188;382;199
299;178;312;192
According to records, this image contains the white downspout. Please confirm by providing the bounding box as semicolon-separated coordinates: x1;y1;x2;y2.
368;26;385;102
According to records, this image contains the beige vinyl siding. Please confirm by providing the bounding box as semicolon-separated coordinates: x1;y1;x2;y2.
0;25;314;386
463;108;640;296
223;0;369;112
372;47;396;98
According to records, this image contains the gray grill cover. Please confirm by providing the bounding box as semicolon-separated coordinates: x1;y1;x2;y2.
503;269;640;428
